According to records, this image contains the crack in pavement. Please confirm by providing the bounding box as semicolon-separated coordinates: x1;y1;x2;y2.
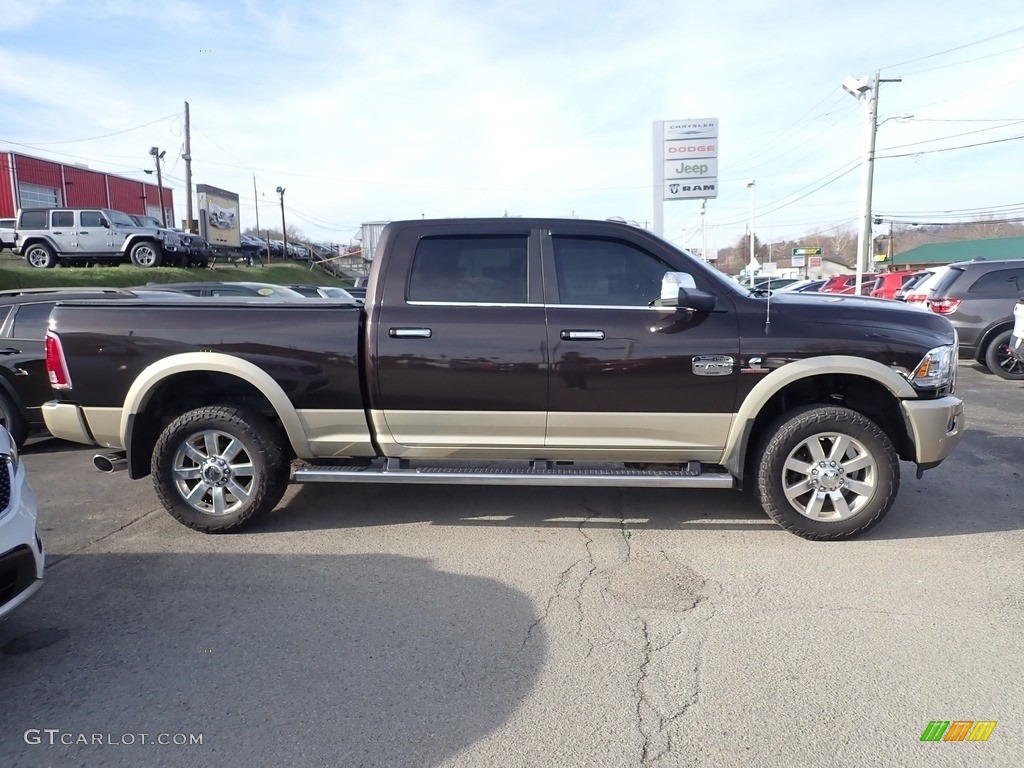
516;509;599;656
630;576;715;766
45;506;163;568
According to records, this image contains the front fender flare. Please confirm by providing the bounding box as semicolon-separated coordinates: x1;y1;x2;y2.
720;355;916;476
119;352;313;458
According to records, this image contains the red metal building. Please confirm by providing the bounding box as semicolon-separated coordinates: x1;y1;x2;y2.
0;152;173;222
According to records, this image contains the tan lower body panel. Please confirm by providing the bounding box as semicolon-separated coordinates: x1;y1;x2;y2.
372;409;547;453
41;402;94;445
295;409;375;457
82;407;125;449
370;409;731;463
546;412;733;452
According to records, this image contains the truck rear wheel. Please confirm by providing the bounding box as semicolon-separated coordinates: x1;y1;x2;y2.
755;406;899;541
130;240;163;268
25;243;58;268
152;405;290;533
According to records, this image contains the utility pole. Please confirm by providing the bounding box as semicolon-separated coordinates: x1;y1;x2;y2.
746;179;756;287
149;146;167;226
843;71;902;294
700;199;707;261
253;176;265;265
276;186;287;258
854;73;879;294
183;101;194;232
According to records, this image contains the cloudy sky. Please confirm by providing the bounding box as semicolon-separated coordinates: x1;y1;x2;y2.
2;0;1023;255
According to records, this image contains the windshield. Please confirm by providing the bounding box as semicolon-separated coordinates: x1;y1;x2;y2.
108;210;139;226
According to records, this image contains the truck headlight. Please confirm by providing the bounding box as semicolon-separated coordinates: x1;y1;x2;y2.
907;344;956;391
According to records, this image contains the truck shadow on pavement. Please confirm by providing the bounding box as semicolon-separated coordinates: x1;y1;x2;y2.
0;552;543;768
267;483;781;535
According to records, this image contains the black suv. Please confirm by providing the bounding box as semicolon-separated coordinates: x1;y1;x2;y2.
926;259;1024;380
0;288;181;446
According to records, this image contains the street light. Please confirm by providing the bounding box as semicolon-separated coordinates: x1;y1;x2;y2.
149;146;167;227
275;186;287;258
746;179;757;287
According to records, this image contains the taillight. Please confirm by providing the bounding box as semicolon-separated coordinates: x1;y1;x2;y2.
929;298;962;315
45;331;72;390
907;294;925;304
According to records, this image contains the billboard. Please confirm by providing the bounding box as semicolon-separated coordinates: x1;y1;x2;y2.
196;184;240;248
653;119;719;203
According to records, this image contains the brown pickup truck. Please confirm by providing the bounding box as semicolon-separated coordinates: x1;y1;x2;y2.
42;218;963;540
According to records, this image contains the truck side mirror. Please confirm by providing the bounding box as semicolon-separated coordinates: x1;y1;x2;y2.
654;271;717;313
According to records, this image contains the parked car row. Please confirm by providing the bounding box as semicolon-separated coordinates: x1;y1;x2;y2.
752;261;1024;379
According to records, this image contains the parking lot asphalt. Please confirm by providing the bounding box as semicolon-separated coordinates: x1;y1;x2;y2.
1;363;1021;768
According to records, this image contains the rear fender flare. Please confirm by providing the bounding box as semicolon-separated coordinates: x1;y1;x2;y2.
19;236;60;254
119;352;313;458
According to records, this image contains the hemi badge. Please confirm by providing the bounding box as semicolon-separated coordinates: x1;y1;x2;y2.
692;355;734;376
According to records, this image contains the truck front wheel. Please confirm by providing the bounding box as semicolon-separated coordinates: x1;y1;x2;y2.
152;405;290;533
755;406;899;541
130;240;163;268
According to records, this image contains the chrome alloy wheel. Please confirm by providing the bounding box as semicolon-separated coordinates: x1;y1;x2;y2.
132;243;160;267
172;429;256;516
780;432;877;521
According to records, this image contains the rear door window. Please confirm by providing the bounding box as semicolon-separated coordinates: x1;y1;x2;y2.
967;268;1024;294
408;235;529;303
51;211;74;228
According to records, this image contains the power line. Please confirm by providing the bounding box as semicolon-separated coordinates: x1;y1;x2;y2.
877;131;1024;159
878;25;1024;70
899;43;1024;76
878;119;1024;151
5;113;181;145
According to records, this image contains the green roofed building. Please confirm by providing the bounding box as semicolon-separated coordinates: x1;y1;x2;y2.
878;236;1024;270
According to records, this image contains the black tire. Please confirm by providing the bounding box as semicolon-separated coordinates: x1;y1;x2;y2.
24;242;58;269
130;240;163;268
984;330;1024;381
755;405;899;541
0;390;29;449
151;405;290;533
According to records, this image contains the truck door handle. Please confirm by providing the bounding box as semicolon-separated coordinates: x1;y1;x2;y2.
389;328;432;339
0;347;20;355
560;330;605;340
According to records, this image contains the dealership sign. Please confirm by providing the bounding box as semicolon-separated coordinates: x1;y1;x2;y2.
655;118;719;201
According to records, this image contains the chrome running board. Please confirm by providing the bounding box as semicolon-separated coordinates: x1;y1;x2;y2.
293;459;735;489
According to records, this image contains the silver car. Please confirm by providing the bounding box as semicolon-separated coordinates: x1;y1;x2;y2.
0;425;44;620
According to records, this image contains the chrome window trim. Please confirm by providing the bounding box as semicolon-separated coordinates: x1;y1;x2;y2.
405;301;669;310
405;301;543;308
548;304;670;311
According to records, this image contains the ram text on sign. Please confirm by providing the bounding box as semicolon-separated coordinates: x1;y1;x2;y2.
665;181;717;199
